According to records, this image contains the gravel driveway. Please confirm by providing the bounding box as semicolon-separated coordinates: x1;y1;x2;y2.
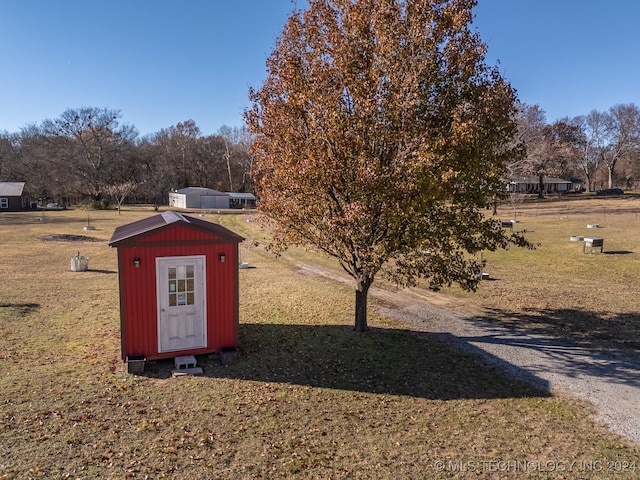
375;293;640;445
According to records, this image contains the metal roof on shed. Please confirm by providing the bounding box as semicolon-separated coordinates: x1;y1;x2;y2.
0;182;25;196
108;210;244;247
173;187;228;196
227;192;256;200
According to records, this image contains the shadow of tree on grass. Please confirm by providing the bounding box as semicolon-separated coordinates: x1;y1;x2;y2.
0;302;40;317
475;307;640;355
144;323;550;401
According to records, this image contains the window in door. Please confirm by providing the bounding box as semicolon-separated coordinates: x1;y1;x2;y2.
167;265;195;307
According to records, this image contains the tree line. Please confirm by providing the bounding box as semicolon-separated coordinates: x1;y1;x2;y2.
512;102;640;194
0;107;254;208
1;101;638;210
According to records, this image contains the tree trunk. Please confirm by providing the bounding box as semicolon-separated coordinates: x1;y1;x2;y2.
354;276;373;332
607;165;614;189
537;174;545;199
224;142;234;192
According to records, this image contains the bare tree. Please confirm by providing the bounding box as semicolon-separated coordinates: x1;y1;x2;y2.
568;112;600;192
218;125;256;192
506;191;526;221
510;104;577;197
193;135;227;190
16;124;74;205
601;103;640;189
41;107;138;200
0;131;19;181
231;126;256;193
509;104;550;198
137;133;181;208
103;180;138;214
163;120;201;189
618;150;640;189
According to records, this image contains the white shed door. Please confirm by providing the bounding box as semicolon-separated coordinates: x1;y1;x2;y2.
156;256;206;353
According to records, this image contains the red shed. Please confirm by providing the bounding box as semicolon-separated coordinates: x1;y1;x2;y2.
108;211;244;362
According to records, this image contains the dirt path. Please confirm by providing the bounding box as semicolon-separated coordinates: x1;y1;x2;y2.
297;264;640;445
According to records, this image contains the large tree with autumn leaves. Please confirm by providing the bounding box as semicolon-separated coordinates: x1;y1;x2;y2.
246;0;528;332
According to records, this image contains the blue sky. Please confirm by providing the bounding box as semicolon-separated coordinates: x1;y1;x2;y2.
1;1;639;137
474;0;640;124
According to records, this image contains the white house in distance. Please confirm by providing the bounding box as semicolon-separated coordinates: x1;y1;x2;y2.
168;187;256;209
506;176;583;195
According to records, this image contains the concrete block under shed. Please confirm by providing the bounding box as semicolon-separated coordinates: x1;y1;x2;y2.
174;355;197;370
171;355;203;376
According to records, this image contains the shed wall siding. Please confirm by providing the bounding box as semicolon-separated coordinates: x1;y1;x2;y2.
0;196;25;211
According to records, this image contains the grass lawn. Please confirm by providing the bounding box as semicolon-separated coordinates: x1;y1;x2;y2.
1;199;640;479
450;195;640;355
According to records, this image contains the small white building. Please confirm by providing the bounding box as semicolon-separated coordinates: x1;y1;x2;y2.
506;176;574;194
169;187;230;209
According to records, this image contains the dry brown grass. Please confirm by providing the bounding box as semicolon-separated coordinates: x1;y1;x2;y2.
1;202;640;479
444;195;640;354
